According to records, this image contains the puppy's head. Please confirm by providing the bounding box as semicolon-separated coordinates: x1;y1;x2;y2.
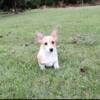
37;28;58;53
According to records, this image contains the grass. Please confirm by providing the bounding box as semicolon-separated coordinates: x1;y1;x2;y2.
0;6;100;99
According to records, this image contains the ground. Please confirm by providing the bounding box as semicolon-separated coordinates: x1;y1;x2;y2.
0;6;100;99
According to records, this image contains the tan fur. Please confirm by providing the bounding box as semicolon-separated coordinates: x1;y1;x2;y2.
41;36;56;47
37;54;43;64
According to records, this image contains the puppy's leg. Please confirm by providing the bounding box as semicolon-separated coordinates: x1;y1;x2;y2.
54;61;59;69
39;63;45;70
37;55;45;70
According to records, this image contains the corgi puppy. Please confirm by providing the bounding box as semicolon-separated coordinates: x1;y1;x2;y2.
36;28;59;70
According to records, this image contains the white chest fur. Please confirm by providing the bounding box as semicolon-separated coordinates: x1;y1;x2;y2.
38;47;59;69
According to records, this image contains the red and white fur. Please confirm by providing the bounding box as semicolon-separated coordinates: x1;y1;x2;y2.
36;28;59;70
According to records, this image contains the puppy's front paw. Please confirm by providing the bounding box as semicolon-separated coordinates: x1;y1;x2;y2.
39;64;45;70
54;66;59;69
54;62;60;69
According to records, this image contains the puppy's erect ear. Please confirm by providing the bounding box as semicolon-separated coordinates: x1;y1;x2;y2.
36;32;44;44
51;27;58;41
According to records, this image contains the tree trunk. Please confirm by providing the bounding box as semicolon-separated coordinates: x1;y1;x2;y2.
13;0;17;14
2;0;17;13
82;0;84;5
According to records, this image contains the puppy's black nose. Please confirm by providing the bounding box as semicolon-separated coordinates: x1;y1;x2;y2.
50;48;53;52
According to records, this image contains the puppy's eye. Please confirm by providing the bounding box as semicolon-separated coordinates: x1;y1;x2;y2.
44;42;48;45
51;41;55;44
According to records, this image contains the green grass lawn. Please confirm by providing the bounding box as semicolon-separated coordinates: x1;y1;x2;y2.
0;6;100;99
